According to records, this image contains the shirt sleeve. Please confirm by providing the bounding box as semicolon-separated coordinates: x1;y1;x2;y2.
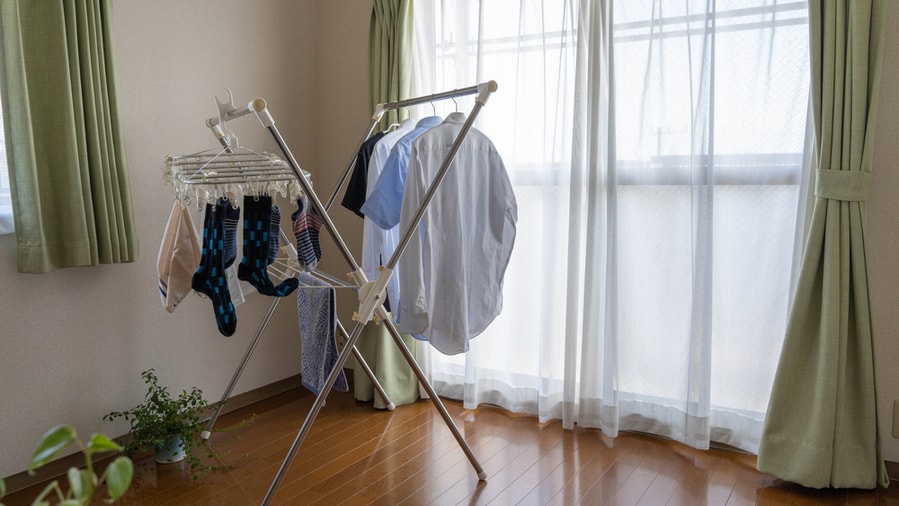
396;142;430;335
359;146;407;230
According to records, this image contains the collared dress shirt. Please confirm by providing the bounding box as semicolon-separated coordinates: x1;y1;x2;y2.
360;119;415;312
396;112;518;355
360;116;443;231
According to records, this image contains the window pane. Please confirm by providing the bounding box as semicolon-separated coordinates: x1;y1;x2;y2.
0;95;12;235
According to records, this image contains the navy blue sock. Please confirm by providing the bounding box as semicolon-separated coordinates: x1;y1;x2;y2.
237;195;298;297
192;201;238;336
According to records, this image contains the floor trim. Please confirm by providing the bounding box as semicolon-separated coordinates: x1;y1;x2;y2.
887;460;899;483
2;374;304;496
4;376;896;494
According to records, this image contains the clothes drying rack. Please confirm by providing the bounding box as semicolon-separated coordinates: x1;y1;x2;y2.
193;81;498;505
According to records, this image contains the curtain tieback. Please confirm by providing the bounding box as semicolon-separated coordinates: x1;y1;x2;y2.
814;168;871;201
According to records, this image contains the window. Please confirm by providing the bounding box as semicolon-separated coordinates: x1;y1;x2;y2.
0;96;11;235
610;1;810;417
414;0;809;452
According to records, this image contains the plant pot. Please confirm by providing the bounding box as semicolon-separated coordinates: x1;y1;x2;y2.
155;435;185;464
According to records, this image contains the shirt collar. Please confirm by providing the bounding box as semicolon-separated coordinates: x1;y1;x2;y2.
416;116;443;128
444;112;467;124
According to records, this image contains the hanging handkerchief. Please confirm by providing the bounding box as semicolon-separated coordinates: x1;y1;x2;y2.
297;272;348;395
157;202;202;312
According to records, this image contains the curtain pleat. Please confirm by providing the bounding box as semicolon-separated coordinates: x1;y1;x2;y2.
369;0;413;130
757;0;888;489
0;0;137;273
354;0;419;408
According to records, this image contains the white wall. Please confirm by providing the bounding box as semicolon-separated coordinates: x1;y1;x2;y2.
869;1;899;465
0;0;371;478
300;2;373;325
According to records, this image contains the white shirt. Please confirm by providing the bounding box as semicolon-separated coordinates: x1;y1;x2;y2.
396;112;518;355
360;119;415;314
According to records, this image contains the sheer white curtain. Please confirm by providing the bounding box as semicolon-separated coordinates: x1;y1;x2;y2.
412;0;809;453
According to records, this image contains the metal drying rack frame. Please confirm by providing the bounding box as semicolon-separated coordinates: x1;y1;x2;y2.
198;81;498;505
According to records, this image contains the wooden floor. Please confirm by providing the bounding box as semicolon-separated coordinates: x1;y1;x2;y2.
4;387;898;505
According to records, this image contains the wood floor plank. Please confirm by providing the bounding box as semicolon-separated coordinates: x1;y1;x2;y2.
276;408;440;503
4;387;897;506
610;438;675;505
439;418;565;505
485;426;575;505
546;431;643;505
515;430;619;505
311;419;459;505
365;408;505;505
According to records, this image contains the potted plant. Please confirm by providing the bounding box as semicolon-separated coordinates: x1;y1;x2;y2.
104;369;209;479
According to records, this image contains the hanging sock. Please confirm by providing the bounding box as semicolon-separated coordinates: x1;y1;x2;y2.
238;195;299;297
221;198;241;268
268;204;282;265
192;200;238;336
292;195;324;271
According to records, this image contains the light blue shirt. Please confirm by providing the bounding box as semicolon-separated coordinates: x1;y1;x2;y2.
360;116;443;230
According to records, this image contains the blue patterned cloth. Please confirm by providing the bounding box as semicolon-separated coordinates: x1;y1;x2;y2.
297;272;348;395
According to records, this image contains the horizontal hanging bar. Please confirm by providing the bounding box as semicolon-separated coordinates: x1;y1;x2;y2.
375;80;498;113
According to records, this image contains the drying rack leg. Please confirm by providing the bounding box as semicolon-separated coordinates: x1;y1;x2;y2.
261;320;368;506
242;90;495;504
202;297;281;440
203;297;395;440
381;317;487;480
260;315;487;505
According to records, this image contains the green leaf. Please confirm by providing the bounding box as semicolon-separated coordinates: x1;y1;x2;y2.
86;433;123;456
1;476;6;498
29;425;77;472
56;500;80;506
104;456;133;500
67;467;94;501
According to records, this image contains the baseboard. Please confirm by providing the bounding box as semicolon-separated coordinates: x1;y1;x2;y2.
2;373;305;496
887;460;899;483
207;373;304;415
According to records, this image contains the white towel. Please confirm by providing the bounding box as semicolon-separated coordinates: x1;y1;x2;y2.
297;272;348;395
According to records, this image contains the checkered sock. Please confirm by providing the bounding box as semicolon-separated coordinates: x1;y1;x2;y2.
191;201;237;336
237;195;299;297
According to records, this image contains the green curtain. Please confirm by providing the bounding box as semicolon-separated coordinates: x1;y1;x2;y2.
757;0;887;489
354;0;418;408
369;0;413;130
0;0;138;273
